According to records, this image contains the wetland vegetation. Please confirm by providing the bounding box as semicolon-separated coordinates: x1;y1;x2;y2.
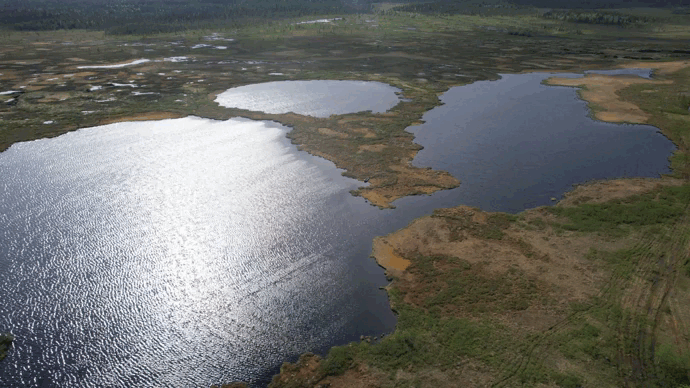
1;1;690;387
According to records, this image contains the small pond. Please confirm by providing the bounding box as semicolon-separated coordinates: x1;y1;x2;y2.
214;80;401;117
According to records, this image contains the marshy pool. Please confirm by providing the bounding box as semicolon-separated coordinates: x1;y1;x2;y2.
0;75;676;387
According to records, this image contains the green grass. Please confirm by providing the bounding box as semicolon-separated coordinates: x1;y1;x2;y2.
433;208;517;241
551;372;584;388
586;246;654;279
356;305;512;372
548;185;690;235
321;346;355;376
655;343;690;386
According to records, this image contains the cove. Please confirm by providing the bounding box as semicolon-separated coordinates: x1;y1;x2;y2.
0;75;676;387
403;72;675;213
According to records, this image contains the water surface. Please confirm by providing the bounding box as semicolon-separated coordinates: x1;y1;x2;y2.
407;72;675;212
0;117;398;387
214;80;401;117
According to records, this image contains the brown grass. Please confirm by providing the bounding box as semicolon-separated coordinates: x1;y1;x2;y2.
545;74;672;124
98;112;184;125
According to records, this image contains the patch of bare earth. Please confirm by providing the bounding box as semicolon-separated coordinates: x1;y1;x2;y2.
351;128;377;138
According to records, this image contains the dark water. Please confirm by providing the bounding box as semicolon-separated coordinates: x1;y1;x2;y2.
214;80;401;118
406;72;675;213
0;75;676;387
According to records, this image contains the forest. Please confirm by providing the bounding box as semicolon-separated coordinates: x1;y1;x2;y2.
0;0;687;34
0;0;356;34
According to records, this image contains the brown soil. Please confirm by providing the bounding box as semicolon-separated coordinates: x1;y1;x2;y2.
545;74;672;123
270;354;389;388
37;92;72;103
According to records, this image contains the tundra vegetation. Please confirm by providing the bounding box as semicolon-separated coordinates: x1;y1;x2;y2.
0;1;689;387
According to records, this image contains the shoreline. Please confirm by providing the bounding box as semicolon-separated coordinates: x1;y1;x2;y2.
268;60;690;388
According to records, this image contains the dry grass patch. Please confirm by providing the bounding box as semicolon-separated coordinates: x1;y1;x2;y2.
545;74;672;123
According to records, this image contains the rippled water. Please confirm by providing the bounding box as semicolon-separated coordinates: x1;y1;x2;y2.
0;117;399;387
0;75;676;387
214;80;401;117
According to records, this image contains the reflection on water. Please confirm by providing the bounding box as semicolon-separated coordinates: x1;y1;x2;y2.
0;117;397;387
0;73;677;387
214;80;401;117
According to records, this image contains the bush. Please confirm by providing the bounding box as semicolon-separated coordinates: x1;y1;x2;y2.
321;345;355;376
549;185;690;234
656;343;690;385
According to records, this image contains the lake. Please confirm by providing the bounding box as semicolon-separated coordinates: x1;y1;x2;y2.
214;80;402;118
0;75;675;387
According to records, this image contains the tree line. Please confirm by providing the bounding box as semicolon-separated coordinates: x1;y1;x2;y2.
542;10;652;26
0;0;356;34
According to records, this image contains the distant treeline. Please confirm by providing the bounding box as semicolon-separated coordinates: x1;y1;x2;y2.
509;0;688;8
395;1;529;16
542;10;652;26
0;0;356;34
0;0;687;34
394;0;686;17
